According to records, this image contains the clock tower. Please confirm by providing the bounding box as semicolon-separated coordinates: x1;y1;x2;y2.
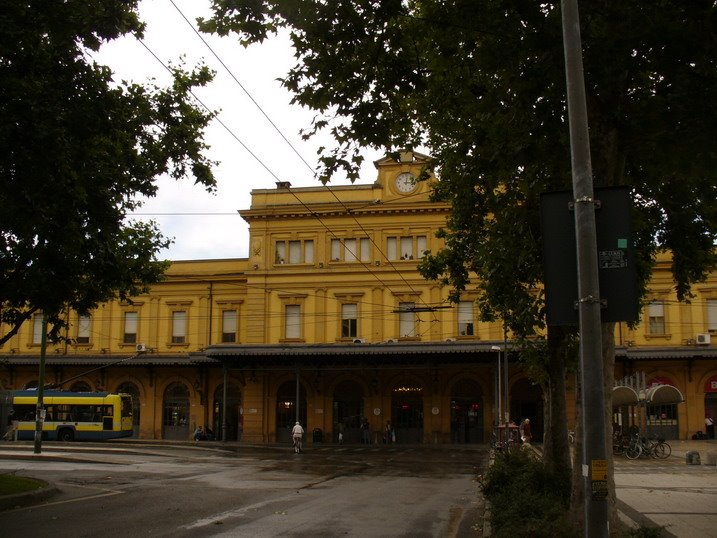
373;150;434;199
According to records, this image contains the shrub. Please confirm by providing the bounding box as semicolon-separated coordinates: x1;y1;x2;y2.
481;448;576;537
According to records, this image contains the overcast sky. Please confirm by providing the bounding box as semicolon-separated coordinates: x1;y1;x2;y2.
98;0;382;261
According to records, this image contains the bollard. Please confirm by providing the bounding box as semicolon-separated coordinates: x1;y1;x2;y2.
685;451;701;465
705;452;717;466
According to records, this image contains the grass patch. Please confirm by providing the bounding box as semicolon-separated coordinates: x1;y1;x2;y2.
0;474;46;496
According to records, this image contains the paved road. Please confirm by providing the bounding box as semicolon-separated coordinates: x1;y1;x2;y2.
0;442;489;537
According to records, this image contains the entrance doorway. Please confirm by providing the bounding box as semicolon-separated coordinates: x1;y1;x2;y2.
705;377;717;439
646;403;679;439
276;380;306;443
510;378;544;442
333;380;364;443
392;388;423;444
163;382;190;440
116;381;140;437
450;379;484;443
213;383;242;441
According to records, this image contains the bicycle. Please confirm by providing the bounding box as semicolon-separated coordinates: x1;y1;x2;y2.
625;434;642;460
649;438;671;459
293;435;303;454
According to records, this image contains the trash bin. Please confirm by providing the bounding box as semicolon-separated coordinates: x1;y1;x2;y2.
312;428;323;443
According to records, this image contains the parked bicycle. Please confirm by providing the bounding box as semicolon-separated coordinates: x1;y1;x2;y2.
624;433;671;460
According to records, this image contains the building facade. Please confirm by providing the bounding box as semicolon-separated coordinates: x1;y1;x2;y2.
2;152;716;443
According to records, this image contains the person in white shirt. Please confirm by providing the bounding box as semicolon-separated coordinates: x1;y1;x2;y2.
291;421;305;452
706;416;715;439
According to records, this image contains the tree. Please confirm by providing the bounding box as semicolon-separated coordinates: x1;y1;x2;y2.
1;1;216;343
202;0;717;527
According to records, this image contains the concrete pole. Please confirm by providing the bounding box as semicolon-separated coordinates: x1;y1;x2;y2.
222;362;228;442
503;341;509;425
33;315;47;454
560;1;609;536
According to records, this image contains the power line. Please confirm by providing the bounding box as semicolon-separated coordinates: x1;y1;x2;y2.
167;0;317;177
137;38;283;184
162;1;441;318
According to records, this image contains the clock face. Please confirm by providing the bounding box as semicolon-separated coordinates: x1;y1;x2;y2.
395;172;416;193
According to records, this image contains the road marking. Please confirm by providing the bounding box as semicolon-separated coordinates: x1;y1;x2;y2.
181;492;300;529
7;483;124;512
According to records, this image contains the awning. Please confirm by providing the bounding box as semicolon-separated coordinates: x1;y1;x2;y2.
644;384;684;405
613;385;639;407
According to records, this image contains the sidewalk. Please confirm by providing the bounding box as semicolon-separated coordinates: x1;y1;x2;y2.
614;439;717;538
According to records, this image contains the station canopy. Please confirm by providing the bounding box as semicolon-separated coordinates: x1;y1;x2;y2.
612;385;639;407
644;384;684;405
612;384;685;407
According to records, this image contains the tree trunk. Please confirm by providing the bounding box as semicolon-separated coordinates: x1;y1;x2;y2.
602;322;619;532
543;326;572;477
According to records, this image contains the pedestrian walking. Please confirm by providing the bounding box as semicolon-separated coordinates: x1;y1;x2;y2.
337;422;344;444
361;418;370;444
384;420;393;444
706;415;715;439
519;418;532;444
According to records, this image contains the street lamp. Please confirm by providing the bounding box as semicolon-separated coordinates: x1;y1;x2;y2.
491;346;502;427
491;344;509;427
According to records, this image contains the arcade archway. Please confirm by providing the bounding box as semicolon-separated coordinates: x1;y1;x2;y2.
450;379;484;443
163;382;190;440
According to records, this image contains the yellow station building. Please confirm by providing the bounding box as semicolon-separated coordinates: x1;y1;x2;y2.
2;152;716;443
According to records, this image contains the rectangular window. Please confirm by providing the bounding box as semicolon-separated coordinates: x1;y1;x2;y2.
399;302;416;337
400;236;413;260
76;315;91;344
417;236;427;258
331;238;369;262
172;311;187;344
222;310;237;343
331;239;341;261
32;314;44;344
387;237;397;261
458;301;474;336
275;241;286;264
360;238;371;262
304;240;314;263
123;312;138;344
387;235;427;261
341;303;358;338
289;240;301;264
648;301;665;335
276;240;313;264
708;299;717;332
344;238;358;262
285;304;301;339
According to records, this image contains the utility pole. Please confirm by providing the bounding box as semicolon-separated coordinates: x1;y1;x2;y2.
560;1;609;536
33;315;47;454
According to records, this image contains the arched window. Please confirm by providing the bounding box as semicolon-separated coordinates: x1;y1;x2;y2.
69;381;92;392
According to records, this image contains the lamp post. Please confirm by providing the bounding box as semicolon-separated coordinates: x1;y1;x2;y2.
491;346;502;426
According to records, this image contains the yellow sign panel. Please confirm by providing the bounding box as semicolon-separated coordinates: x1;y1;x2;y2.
592;459;608;481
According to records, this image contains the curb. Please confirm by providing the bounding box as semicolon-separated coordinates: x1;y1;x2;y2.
0;479;59;511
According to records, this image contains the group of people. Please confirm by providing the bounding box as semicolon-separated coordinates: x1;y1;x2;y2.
192;425;215;441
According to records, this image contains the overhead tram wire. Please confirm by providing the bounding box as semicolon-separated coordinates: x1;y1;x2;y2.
167;0;317;176
137;39;283;184
151;5;448;319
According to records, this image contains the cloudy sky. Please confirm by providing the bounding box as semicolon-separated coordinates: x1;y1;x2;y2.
98;0;382;261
